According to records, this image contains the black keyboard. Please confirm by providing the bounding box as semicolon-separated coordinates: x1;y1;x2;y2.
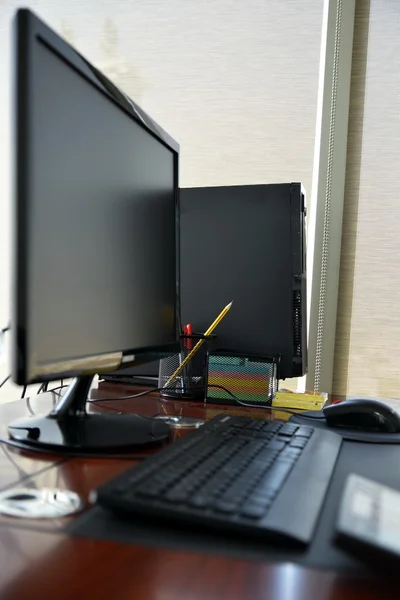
95;414;342;545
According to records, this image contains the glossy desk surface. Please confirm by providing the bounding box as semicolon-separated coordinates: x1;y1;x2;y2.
0;383;398;600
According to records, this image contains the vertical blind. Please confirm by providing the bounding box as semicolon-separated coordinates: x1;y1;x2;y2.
334;0;400;398
0;0;324;397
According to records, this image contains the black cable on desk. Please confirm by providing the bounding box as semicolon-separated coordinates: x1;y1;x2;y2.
89;383;322;420
88;386;166;403
88;384;238;403
209;385;323;420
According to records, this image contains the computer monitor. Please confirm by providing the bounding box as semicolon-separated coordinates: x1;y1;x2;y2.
180;183;307;380
8;9;180;452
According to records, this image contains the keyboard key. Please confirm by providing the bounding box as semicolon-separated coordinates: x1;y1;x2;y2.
294;427;313;438
255;460;293;495
278;455;297;465
230;421;247;429
267;439;287;452
165;488;190;503
237;418;253;427
190;494;211;509
215;500;238;514
280;424;298;435
264;422;282;433
250;492;275;506
279;449;300;463
241;503;267;519
253;458;278;471
239;473;263;491
221;481;250;501
290;438;308;449
245;422;266;432
277;433;293;442
239;431;257;440
136;485;163;498
253;432;274;441
127;470;150;484
282;447;302;458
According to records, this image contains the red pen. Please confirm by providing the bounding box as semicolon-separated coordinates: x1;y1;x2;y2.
183;325;188;349
185;323;193;350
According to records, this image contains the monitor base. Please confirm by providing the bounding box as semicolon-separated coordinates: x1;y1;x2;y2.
8;412;170;453
8;375;170;453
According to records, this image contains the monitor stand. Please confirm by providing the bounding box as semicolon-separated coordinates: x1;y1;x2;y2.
7;375;170;453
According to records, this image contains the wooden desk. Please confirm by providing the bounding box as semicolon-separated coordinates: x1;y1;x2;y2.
0;383;398;600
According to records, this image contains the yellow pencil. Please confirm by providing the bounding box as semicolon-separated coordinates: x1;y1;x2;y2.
164;301;233;388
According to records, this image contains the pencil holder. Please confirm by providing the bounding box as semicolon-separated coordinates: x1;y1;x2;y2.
206;351;280;406
159;334;215;400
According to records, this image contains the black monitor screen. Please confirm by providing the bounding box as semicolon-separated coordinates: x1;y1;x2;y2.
14;32;179;382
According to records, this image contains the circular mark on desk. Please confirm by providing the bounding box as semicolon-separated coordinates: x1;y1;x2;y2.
0;487;83;519
154;415;204;429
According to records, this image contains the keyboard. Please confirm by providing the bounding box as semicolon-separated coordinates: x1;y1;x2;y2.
95;414;342;545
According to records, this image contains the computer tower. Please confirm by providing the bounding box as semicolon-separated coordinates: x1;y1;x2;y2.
180;183;307;380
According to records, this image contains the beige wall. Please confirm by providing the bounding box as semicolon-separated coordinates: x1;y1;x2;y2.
0;0;323;398
333;0;400;398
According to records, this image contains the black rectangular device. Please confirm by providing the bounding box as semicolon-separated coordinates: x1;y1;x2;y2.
180;184;307;379
335;473;400;572
8;9;180;452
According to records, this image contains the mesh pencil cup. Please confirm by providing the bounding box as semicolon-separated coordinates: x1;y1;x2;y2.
159;335;214;400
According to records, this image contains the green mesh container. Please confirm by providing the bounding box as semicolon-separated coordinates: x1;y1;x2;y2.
207;352;279;406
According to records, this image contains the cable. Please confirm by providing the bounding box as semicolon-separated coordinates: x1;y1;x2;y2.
1;442;33;481
206;384;322;419
16;380;318;422
88;384;231;403
88;384;223;403
228;396;322;419
88;383;322;420
25;397;36;416
37;382;66;395
0;375;11;389
88;386;166;403
46;384;70;394
37;383;46;394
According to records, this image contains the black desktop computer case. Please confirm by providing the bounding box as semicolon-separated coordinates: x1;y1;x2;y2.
179;183;307;380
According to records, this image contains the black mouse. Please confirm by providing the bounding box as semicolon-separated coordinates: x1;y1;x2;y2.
323;399;400;433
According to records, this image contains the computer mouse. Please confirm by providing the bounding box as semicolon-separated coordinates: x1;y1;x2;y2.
323;399;400;433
